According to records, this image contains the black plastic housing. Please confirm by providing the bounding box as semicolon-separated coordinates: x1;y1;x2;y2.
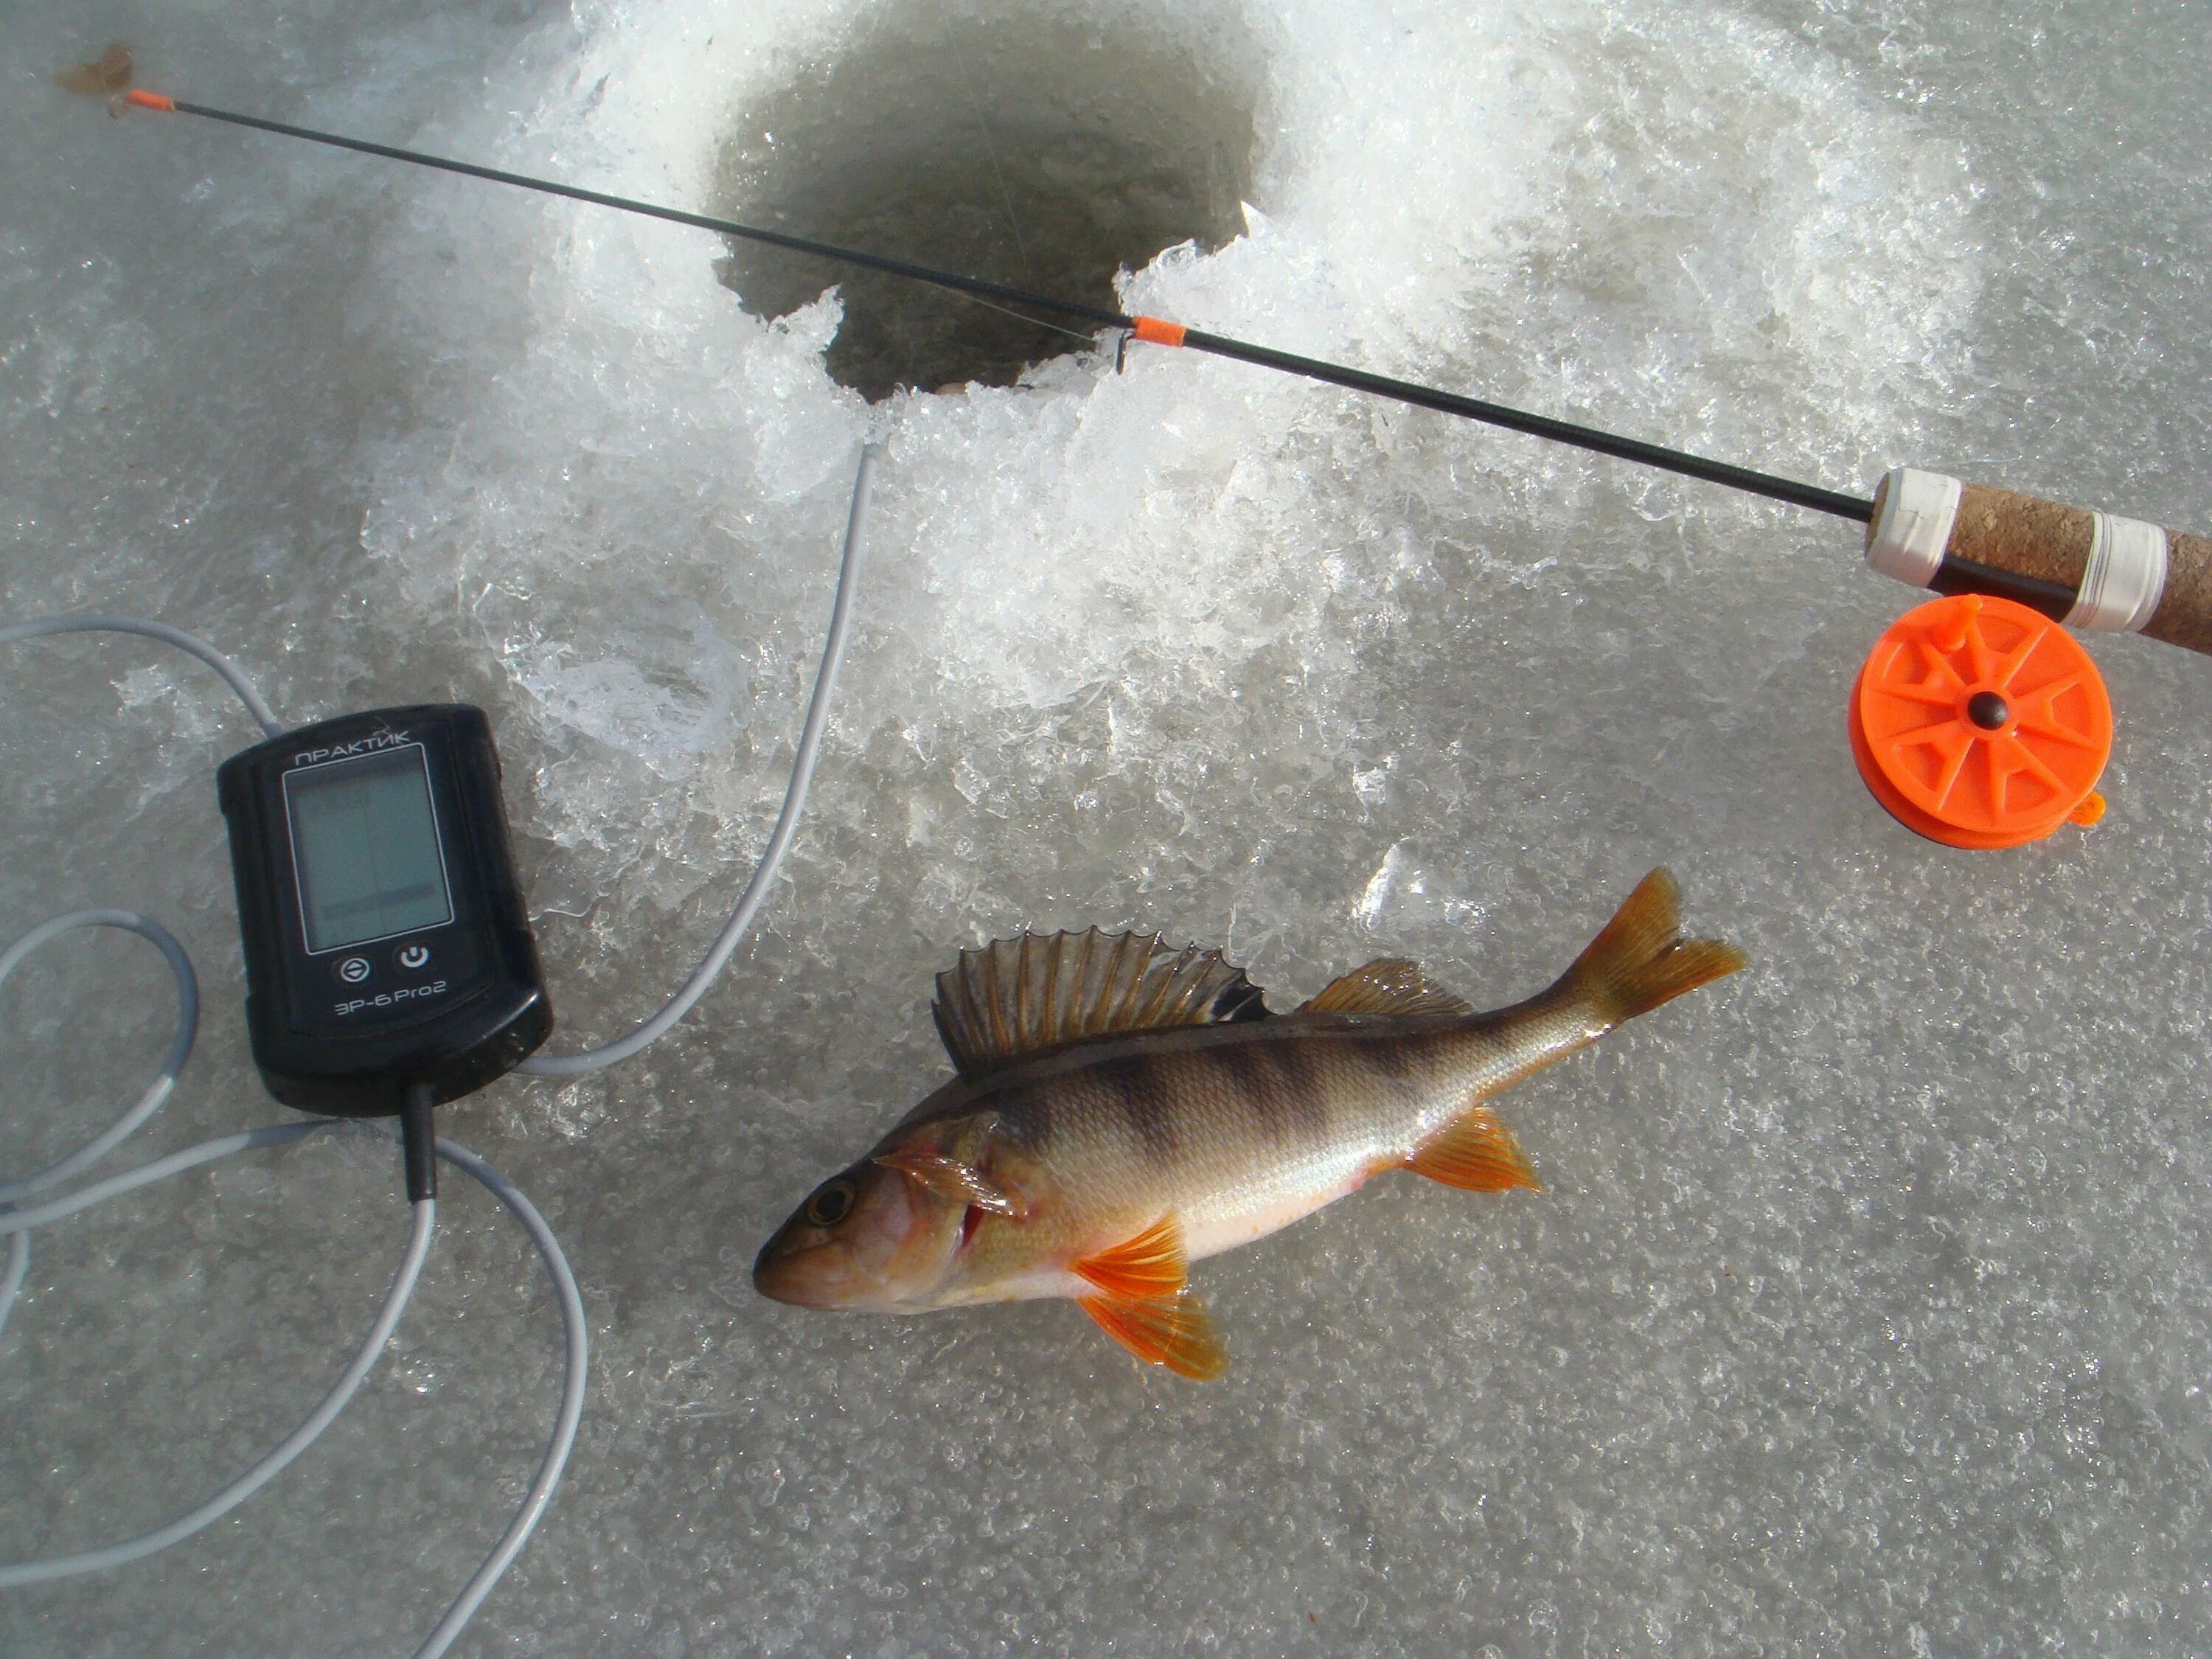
218;704;550;1116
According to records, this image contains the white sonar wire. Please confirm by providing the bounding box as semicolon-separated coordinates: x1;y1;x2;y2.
0;1192;437;1587
0;1121;321;1234
1;626;584;1649
0;437;827;1624
0;911;198;1208
0;1234;25;1348
0;613;285;739
0;1114;587;1658
0;622;265;1350
411;1134;588;1659
518;440;878;1077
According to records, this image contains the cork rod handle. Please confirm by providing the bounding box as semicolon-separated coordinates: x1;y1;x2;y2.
1865;467;2212;655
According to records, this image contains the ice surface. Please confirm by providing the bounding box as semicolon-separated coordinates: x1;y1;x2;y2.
4;0;2212;1653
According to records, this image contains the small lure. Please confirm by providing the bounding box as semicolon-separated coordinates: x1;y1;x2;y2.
755;869;1745;1379
55;44;135;114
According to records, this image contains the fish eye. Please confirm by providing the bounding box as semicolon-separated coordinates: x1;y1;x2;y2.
804;1179;857;1228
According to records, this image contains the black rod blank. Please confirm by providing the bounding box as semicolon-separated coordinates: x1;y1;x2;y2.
150;94;1874;524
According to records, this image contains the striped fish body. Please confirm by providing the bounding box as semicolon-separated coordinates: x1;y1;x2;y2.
754;869;1743;1379
891;1003;1597;1306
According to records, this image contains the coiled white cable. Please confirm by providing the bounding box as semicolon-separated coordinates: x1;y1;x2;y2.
3;441;877;1647
411;1133;588;1659
0;613;285;740
0;905;586;1658
0;1184;439;1588
0;911;201;1352
0;911;198;1212
0;1102;588;1659
0;603;588;1651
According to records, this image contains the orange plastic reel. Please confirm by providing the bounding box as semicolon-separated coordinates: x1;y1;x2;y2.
1848;594;2112;849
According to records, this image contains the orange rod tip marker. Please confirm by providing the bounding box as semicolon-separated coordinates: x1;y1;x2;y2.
124;89;175;112
1131;316;1186;348
1849;594;2112;850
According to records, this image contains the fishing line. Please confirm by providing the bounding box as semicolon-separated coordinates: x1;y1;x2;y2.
943;287;1103;349
116;88;1873;523
952;43;1037;281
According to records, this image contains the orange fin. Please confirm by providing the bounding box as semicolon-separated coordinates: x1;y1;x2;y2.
1299;959;1471;1017
1072;1214;1186;1301
1406;1107;1540;1192
1078;1290;1228;1381
1565;869;1746;1027
873;1145;1026;1217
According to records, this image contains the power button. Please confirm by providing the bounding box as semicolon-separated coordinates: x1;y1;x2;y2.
395;943;432;973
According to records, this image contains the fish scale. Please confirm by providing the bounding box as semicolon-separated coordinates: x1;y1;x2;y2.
756;869;1744;1379
946;1014;1563;1267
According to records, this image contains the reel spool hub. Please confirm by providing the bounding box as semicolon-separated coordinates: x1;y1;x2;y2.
1848;594;2112;849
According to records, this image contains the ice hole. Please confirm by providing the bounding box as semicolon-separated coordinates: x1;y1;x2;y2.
712;2;1260;400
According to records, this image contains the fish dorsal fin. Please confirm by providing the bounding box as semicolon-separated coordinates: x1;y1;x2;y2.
933;928;1269;1077
1298;959;1472;1018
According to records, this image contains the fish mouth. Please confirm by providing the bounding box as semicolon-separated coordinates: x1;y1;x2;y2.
751;1236;852;1310
753;1228;926;1311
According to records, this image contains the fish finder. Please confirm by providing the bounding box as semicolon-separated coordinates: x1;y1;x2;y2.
217;705;551;1124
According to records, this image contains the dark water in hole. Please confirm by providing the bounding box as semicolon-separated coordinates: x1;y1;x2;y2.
713;5;1260;399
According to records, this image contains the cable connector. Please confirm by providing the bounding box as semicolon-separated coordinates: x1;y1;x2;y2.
400;1082;438;1203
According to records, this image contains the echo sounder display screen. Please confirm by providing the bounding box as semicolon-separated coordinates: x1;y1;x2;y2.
283;745;454;953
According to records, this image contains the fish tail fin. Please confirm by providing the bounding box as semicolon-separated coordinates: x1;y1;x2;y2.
1562;869;1745;1029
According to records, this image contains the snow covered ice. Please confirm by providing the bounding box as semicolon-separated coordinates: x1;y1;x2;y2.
5;0;2212;1652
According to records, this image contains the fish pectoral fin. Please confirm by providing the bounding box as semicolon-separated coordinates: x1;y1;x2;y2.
1072;1214;1188;1301
1406;1107;1541;1193
1078;1290;1228;1382
1299;959;1472;1018
872;1147;1026;1217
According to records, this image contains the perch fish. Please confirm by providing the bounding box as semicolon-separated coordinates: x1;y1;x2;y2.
754;869;1744;1379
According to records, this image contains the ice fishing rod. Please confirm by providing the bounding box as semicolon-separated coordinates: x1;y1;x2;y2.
97;72;2212;658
